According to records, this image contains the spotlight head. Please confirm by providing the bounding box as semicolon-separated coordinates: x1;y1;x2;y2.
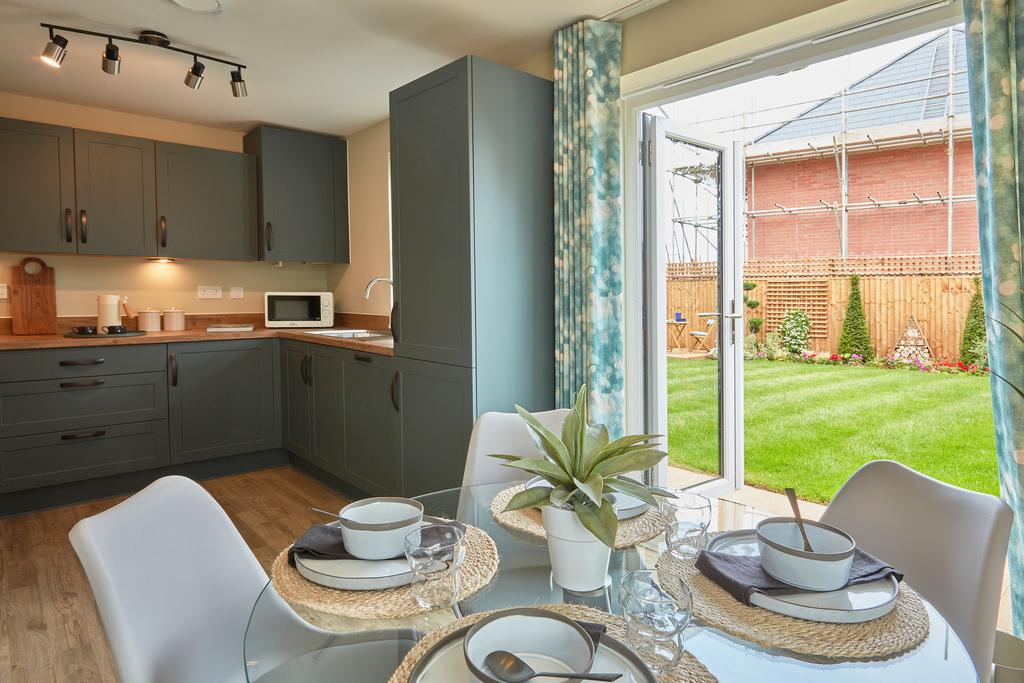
184;59;205;90
40;33;68;68
230;68;247;98
101;42;120;75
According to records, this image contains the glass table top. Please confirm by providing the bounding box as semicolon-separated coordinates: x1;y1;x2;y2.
243;482;977;682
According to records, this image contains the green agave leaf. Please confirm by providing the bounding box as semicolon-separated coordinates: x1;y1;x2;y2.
573;385;588;465
560;408;582;472
615;476;676;498
503;486;553;512
550;486;575;508
603;433;662;454
579;423;610;475
486;453;526;462
574;497;618;548
502;458;573;486
573;473;604;506
605;476;659;508
592;449;668;478
515;405;573;476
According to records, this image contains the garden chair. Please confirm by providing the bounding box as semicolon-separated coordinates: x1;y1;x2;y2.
689;317;715;351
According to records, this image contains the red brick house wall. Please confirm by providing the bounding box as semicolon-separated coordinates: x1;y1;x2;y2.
746;139;978;259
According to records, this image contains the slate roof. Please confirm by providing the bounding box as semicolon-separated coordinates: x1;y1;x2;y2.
756;28;968;144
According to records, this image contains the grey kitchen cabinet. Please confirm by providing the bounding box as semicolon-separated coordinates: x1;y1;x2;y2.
0;117;76;254
395;357;474;497
0;344;165;383
281;341;346;476
73;130;157;256
155;142;258;260
167;340;280;464
390;56;554;417
342;352;400;497
244;126;349;263
0;420;169;494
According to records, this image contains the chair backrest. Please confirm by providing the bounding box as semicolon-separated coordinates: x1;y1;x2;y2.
821;460;1012;682
462;408;570;487
706;318;715;329
69;476;269;683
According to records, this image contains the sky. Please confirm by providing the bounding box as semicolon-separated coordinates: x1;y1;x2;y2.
656;27;953;144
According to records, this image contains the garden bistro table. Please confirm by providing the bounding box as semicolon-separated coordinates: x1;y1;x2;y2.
243;482;977;682
667;320;689;351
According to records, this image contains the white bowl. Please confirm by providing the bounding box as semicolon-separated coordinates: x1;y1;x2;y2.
338;497;424;560
756;517;856;592
463;608;595;683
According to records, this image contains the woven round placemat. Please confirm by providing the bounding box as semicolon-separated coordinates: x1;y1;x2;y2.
656;550;930;661
490;485;665;550
387;603;718;683
271;524;499;620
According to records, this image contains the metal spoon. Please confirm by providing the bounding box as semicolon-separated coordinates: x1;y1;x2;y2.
784;487;814;552
483;650;622;682
310;507;341;520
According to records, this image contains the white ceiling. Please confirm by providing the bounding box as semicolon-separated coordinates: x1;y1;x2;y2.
0;0;623;136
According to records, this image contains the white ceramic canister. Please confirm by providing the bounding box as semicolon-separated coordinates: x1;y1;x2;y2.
97;294;124;329
137;308;162;332
163;308;186;331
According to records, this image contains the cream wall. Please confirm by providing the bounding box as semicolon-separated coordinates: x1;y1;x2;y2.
0;91;329;318
327;120;392;315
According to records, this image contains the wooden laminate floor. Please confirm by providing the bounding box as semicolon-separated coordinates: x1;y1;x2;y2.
0;466;350;682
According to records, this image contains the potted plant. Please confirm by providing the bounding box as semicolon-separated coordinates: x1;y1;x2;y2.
490;386;674;591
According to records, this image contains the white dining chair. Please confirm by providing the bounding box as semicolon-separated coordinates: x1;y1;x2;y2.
69;475;415;683
461;408;570;487
821;460;1012;682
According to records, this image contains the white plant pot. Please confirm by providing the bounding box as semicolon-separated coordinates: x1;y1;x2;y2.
542;505;612;592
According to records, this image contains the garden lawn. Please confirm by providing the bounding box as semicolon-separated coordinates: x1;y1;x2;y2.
667;358;998;503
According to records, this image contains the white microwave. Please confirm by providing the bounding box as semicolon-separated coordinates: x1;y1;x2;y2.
264;292;334;328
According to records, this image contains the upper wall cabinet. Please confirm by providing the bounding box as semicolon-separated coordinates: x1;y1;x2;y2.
74;130;157;256
244;126;349;263
155;143;258;260
0;118;76;254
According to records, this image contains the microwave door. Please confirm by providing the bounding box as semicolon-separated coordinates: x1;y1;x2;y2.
267;296;319;324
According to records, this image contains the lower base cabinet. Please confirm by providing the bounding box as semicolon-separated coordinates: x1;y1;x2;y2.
342;353;400;497
168;340;281;464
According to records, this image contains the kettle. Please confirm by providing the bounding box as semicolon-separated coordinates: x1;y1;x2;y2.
97;294;127;330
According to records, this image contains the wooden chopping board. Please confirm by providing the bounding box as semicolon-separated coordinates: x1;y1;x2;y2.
11;257;57;335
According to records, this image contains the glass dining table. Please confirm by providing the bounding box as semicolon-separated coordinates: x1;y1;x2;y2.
243;482;978;682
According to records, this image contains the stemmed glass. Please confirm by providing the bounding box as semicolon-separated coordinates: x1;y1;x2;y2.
404;523;466;609
661;492;712;559
619;570;693;673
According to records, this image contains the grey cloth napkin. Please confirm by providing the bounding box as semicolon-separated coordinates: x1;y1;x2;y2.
578;621;607;647
695;547;902;606
287;518;467;567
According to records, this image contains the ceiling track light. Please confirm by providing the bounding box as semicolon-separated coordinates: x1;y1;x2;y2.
101;39;120;75
40;28;68;68
38;22;247;97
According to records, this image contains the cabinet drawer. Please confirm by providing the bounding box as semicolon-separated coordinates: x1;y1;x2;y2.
0;372;167;437
0;344;166;382
0;420;169;493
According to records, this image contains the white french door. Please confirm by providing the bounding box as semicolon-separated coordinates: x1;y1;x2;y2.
642;114;744;494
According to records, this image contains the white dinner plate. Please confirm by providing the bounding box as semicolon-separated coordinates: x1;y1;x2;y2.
408;623;656;683
525;477;650;521
706;529;900;623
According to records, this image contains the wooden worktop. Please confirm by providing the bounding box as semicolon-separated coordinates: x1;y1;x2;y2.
0;313;394;355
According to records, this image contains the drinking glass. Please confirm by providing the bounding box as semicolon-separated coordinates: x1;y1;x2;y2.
404;523;466;609
661;492;712;559
619;570;693;673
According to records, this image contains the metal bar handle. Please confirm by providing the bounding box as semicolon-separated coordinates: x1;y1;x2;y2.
389;371;399;412
265;222;273;252
300;353;311;386
169;352;178;387
79;209;88;244
64;208;73;243
60;379;106;389
61;430;107;441
59;358;105;366
159;216;168;248
354;354;373;363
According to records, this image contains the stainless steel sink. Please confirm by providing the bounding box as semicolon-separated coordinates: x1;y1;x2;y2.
303;329;392;341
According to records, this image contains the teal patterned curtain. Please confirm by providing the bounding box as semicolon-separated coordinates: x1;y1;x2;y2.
963;0;1024;633
553;19;624;436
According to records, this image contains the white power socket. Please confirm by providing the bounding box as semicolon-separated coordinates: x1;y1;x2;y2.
229;286;244;299
198;285;223;299
0;283;8;300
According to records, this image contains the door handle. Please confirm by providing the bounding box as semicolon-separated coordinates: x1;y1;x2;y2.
300;353;311;386
79;209;88;244
159;216;168;248
354;353;373;363
169;352;178;387
265;222;273;252
305;354;314;386
59;358;105;366
61;430;107;441
389;370;399;412
64;208;73;243
59;379;105;389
